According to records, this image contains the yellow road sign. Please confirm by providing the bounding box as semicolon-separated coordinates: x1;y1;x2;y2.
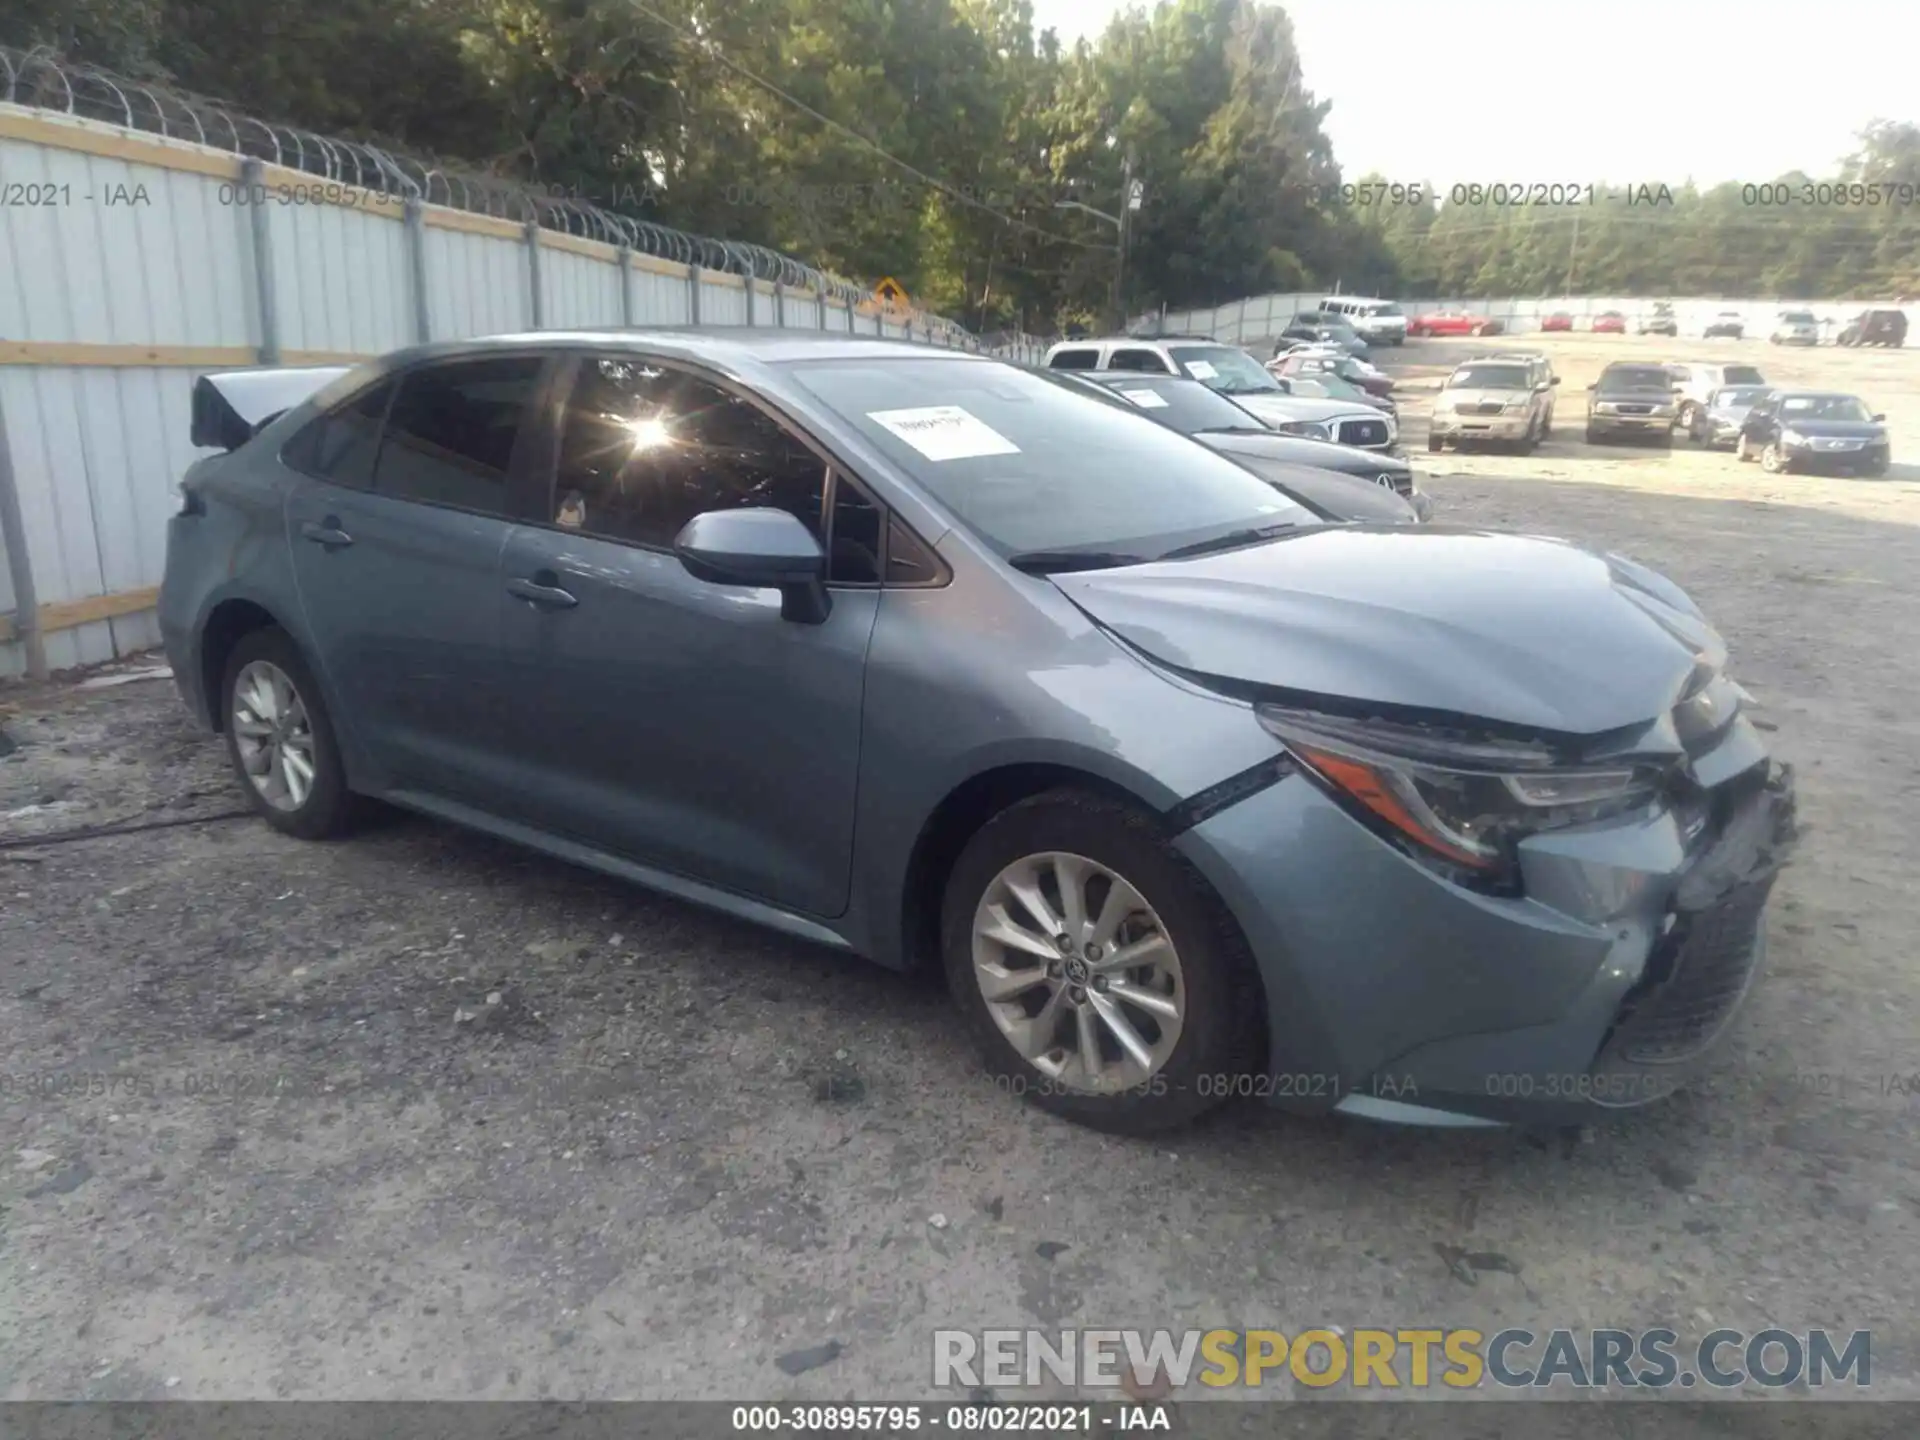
874;276;910;309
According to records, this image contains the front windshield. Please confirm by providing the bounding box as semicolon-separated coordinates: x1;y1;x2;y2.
790;358;1314;559
1365;302;1403;317
1450;364;1531;390
1167;344;1282;395
1080;376;1268;434
1598;365;1674;393
1713;386;1770;408
1782;312;1816;324
1779;394;1873;423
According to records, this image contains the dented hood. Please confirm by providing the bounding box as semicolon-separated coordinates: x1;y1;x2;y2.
1049;527;1725;735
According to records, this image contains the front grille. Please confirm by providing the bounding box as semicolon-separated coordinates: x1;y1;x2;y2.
1461;402;1505;416
1616;404;1654;416
1607;879;1772;1064
1338;418;1390;448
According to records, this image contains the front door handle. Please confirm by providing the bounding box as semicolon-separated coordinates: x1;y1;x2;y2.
300;518;353;549
507;575;579;610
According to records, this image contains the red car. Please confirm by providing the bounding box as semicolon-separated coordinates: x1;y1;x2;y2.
1407;309;1503;338
1592;311;1627;334
1541;312;1574;332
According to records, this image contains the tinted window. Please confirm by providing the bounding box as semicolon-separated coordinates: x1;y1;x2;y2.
1723;366;1765;386
1450;364;1531;389
790;357;1314;559
552;355;830;556
289;378;395;488
885;515;942;584
1598;366;1675;393
374;357;543;513
1047;348;1100;370
827;474;883;584
1779;394;1872;422
1108;348;1171;373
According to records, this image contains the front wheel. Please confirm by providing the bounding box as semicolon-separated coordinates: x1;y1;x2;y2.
1677;401;1700;432
222;627;355;839
942;791;1263;1135
1760;443;1787;474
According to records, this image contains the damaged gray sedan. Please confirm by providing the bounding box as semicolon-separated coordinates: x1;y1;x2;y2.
161;332;1796;1134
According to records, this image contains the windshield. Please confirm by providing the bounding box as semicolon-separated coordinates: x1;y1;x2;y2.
1077;375;1268;434
1713;386;1770;408
1722;365;1766;386
790;358;1314;560
1449;364;1531;390
1167;344;1282;395
1782;312;1816;324
1779;394;1873;423
1363;302;1402;317
1306;373;1369;402
1598;365;1674;393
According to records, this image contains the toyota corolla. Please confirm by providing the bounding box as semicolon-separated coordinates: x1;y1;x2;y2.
162;331;1797;1134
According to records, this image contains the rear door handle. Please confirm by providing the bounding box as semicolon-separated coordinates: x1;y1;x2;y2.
300;519;353;549
506;575;579;610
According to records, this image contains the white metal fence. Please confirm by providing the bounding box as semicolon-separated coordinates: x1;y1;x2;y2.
1151;292;1920;346
0;74;1048;678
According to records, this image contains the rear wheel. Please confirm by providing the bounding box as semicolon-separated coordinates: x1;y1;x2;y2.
222;628;355;839
942;790;1263;1135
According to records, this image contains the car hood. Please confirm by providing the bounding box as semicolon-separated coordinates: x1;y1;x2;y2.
1228;392;1362;425
1050;527;1725;735
1779;419;1885;439
1200;446;1415;524
1442;387;1530;407
1201;431;1410;478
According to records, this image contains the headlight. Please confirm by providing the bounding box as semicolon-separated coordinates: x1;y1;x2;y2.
1277;421;1331;440
1781;428;1806;445
1503;401;1529;413
1256;705;1665;880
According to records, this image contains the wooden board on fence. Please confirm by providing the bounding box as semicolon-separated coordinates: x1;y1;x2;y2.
0;587;161;644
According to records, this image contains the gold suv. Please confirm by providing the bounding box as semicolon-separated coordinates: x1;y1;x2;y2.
1427;357;1554;454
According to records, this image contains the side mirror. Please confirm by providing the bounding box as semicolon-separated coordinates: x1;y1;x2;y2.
1872;413;1886;422
674;508;831;624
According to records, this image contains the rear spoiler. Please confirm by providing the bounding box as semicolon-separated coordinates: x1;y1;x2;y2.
191;366;354;451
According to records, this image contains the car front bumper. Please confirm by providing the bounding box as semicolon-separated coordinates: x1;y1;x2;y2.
1174;720;1796;1128
1590;411;1675;435
1432;414;1532;440
1781;441;1891;474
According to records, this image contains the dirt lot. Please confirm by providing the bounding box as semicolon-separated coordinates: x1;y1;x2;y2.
3;332;1919;1403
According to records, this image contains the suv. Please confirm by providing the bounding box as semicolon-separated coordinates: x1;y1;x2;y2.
1043;336;1398;450
1429;357;1555;453
1585;363;1680;445
1770;311;1820;345
1667;361;1768;433
1637;302;1678;337
1704;311;1745;339
1836;309;1908;348
1318;296;1409;346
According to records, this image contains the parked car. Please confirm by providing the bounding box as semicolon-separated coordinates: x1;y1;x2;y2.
1769;311;1819;345
1541;312;1574;333
1275;371;1397;419
1271;350;1395;398
1270;313;1370;358
1429;358;1556;453
1044;337;1397;450
1638;302;1678;337
1591;311;1627;335
165;330;1795;1133
1704;312;1746;340
1483;350;1561;436
1407;309;1503;338
1836;309;1908;348
1667;362;1769;434
1585;362;1680;444
1687;385;1773;447
1734;390;1891;475
1317;296;1409;346
1062;371;1429;521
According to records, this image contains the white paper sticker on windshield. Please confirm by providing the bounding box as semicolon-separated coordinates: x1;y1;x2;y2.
1184;360;1219;380
1119;388;1169;409
867;406;1021;461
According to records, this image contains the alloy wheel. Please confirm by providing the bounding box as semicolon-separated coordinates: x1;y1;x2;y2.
231;660;318;811
970;851;1185;1094
1760;444;1784;474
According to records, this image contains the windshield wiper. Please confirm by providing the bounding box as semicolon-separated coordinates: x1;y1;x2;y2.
1193;425;1278;436
1007;549;1150;575
1157;523;1297;562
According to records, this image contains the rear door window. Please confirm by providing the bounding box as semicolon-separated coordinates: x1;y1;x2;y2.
1047;348;1100;371
1108;348;1171;373
285;378;397;489
374;356;545;515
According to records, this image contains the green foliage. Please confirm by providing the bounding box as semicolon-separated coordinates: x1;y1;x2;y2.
16;0;1920;327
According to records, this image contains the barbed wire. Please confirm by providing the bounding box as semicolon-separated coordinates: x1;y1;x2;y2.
1;43;1058;351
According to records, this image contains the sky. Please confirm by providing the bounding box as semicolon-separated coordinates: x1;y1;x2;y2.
1026;0;1920;190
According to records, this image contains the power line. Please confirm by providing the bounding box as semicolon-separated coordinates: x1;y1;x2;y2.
620;0;1111;252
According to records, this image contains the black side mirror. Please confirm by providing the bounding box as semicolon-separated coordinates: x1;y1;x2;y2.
675;508;831;624
1872;413;1886;422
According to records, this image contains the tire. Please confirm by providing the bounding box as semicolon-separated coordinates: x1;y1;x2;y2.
1677;401;1700;432
1760;443;1787;474
941;789;1262;1135
221;627;356;840
1427;432;1443;453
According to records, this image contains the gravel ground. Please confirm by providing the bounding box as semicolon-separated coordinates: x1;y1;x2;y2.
2;333;1918;1403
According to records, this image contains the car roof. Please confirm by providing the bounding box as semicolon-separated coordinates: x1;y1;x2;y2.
383;327;993;369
